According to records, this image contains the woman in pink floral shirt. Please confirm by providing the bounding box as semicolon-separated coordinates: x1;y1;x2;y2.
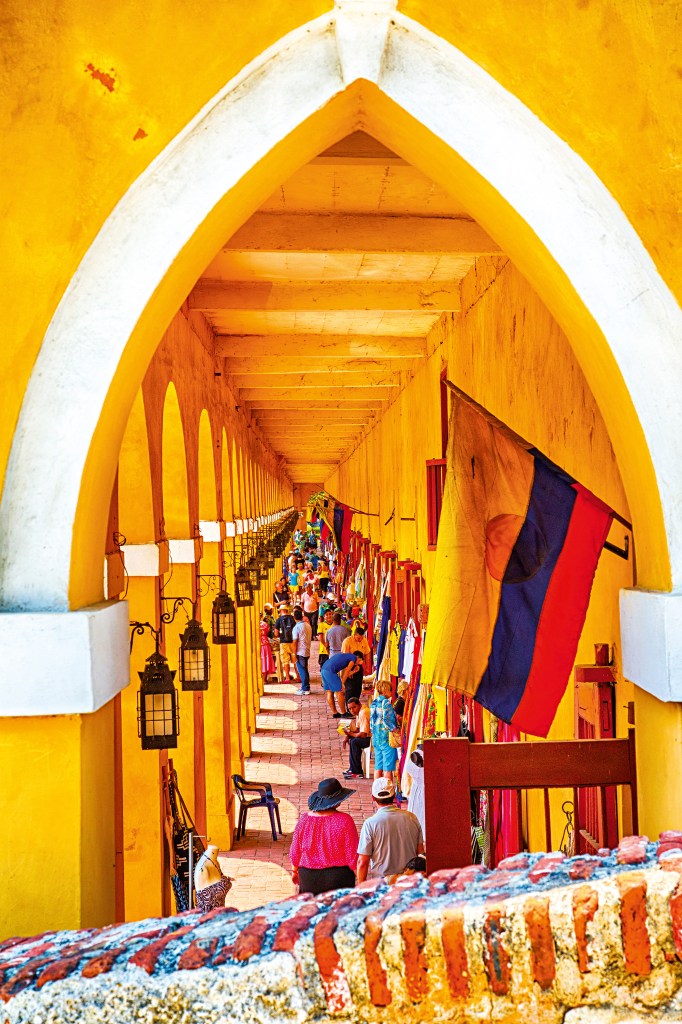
290;778;359;894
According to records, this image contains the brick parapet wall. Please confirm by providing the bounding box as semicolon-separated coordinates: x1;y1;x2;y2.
3;834;682;1022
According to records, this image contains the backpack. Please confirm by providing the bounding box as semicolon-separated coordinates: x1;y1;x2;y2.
277;615;295;643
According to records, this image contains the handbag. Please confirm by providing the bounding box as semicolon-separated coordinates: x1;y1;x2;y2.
388;728;402;749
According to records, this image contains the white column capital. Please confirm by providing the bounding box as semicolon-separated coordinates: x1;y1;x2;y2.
0;600;130;716
621;588;682;702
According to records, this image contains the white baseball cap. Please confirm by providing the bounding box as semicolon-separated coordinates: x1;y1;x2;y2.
371;778;396;800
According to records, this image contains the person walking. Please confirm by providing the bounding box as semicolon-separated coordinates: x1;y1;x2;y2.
342;696;371;779
273;576;290;608
321;650;361;718
302;583;320;639
289;778;359;895
326;612;350;657
356;777;424;882
292;606;312;695
370;680;399;781
274;604;297;683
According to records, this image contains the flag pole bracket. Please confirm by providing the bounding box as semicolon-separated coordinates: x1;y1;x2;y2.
603;535;629;560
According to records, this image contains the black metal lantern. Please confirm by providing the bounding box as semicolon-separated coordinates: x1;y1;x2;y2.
235;565;254;607
256;546;269;580
246;556;261;592
212;590;237;645
179;618;210;690
137;650;180;750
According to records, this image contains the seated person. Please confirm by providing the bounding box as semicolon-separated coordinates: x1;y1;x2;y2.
342;696;371;779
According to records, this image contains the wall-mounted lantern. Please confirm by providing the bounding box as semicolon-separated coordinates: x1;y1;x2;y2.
131;623;180;751
211;589;237;644
179;618;210;690
235;565;254;607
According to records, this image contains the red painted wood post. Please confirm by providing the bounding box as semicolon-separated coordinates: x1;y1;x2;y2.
424;737;473;872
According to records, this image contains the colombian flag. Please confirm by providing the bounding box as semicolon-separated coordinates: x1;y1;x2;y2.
422;392;614;737
333;502;353;554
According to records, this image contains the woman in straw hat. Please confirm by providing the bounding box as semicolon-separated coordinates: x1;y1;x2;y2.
289;778;359;895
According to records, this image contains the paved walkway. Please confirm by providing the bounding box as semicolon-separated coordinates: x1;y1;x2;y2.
219;643;375;911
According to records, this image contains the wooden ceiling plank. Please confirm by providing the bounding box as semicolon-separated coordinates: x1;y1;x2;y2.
243;399;382;410
190;280;459;313
216;335;427;359
225;213;499;255
224;357;407;375
232;371;399;389
239;387;393;403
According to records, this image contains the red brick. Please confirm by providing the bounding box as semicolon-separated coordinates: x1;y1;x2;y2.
572;886;599;973
524;896;556;989
400;903;428;1002
441;906;469;999
482;907;511;995
617;874;651;975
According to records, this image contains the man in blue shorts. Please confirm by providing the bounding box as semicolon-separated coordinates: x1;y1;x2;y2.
321;650;362;719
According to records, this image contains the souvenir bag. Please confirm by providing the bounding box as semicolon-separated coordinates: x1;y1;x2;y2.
167;767;205;910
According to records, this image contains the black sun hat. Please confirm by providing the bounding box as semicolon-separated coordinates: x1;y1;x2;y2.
308;777;355;811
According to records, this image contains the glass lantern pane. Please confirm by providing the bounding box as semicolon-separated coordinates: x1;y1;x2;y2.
183;648;205;681
145;692;173;737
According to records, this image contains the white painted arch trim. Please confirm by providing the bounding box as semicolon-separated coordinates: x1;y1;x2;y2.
1;1;681;628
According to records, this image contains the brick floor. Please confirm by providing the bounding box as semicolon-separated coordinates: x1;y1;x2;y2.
219;642;375;911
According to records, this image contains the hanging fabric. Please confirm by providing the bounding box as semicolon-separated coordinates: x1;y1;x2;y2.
164;765;205;912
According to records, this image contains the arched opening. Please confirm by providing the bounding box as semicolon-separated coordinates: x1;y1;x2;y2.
1;4;679;622
2;0;682;936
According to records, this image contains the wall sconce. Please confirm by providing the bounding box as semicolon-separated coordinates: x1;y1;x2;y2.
161;596;211;691
130;622;180;750
235;565;254;607
212;589;237;644
246;556;261;592
197;574;238;645
179;618;210;690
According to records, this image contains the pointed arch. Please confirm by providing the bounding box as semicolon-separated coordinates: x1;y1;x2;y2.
161;384;189;539
1;0;681;623
197;410;218;523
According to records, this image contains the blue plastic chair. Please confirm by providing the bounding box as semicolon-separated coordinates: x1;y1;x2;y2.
232;774;283;842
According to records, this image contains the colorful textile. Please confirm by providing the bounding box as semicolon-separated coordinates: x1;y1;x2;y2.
259;621;275;675
422;392;614;737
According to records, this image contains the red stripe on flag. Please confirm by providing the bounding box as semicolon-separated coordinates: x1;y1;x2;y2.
511;484;613;737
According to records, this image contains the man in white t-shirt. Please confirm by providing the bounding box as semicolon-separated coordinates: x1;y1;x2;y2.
357;778;424;881
292;607;312;695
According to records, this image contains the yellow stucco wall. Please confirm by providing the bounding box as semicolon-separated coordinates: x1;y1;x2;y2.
1;0;681;938
400;0;682;302
0;705;115;942
327;254;681;842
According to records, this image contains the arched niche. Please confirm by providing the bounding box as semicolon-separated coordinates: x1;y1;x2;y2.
161;383;190;539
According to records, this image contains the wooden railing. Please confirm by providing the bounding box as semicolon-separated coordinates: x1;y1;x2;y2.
423;733;638;873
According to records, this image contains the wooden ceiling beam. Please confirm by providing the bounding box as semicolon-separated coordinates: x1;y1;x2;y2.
216;335;427;359
225;213;498;256
190;280;459;313
243;399;381;410
239;387;392;403
255;410;368;422
232;371;399;389
224;357;406;376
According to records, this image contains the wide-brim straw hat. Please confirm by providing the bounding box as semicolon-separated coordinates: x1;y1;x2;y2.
308;777;355;811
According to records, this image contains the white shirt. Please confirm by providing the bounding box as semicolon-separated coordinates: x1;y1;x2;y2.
292;620;312;656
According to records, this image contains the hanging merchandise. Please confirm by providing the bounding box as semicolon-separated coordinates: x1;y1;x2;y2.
354;558;366;604
163;763;206;912
389;623;401;678
375;593;391;671
402;618;419;682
